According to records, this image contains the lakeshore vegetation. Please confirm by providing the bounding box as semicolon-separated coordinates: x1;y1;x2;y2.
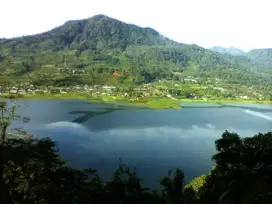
1;91;271;110
0;76;271;109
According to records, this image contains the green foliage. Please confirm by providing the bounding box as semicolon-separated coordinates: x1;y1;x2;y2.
0;15;271;87
1;130;272;204
185;174;207;194
0;101;16;144
199;131;272;204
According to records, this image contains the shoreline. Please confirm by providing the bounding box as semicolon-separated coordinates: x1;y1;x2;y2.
179;98;272;104
0;93;271;109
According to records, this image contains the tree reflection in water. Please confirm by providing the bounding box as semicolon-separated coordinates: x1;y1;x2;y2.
68;103;147;124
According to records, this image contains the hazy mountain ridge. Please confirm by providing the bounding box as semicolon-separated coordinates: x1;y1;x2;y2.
247;48;272;66
210;46;272;69
210;46;245;56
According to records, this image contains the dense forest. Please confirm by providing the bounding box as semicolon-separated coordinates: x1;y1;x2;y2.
0;14;271;87
0;101;272;204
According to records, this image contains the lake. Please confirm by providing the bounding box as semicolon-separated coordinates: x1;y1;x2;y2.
10;99;272;188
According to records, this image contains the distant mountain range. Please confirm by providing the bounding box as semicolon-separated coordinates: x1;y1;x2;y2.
210;46;245;56
0;14;271;86
247;48;272;66
210;46;272;69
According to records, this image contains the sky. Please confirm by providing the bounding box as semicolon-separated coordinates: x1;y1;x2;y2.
0;0;271;51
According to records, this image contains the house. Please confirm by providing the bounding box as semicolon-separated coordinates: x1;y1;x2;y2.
102;85;116;89
60;90;67;94
213;87;225;92
10;89;18;94
240;96;249;100
19;90;26;95
184;77;197;83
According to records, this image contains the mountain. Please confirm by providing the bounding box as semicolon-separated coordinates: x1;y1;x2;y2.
210;46;245;56
0;14;271;86
0;14;172;52
246;48;272;66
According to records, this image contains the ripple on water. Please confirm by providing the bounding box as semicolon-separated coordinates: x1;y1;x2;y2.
243;110;272;121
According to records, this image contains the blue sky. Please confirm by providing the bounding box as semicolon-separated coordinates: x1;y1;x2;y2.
0;0;271;51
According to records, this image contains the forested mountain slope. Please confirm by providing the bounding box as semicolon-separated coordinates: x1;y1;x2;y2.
0;14;271;86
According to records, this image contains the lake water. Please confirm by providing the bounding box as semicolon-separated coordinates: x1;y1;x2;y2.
10;99;272;188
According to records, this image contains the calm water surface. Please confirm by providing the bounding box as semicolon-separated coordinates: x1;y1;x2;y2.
11;99;272;187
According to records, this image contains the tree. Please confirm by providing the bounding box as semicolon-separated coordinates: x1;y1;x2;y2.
0;100;17;202
160;168;187;204
0;100;30;203
199;131;272;204
185;174;207;196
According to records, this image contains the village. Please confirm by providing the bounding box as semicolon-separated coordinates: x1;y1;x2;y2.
0;76;266;102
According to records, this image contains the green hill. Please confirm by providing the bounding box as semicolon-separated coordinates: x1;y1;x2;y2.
0;14;271;86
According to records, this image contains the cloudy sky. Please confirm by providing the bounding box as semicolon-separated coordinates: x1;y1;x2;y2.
0;0;271;51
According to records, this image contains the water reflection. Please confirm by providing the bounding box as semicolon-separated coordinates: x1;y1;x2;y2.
69;103;147;123
32;123;222;186
10;100;272;188
31;122;264;188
